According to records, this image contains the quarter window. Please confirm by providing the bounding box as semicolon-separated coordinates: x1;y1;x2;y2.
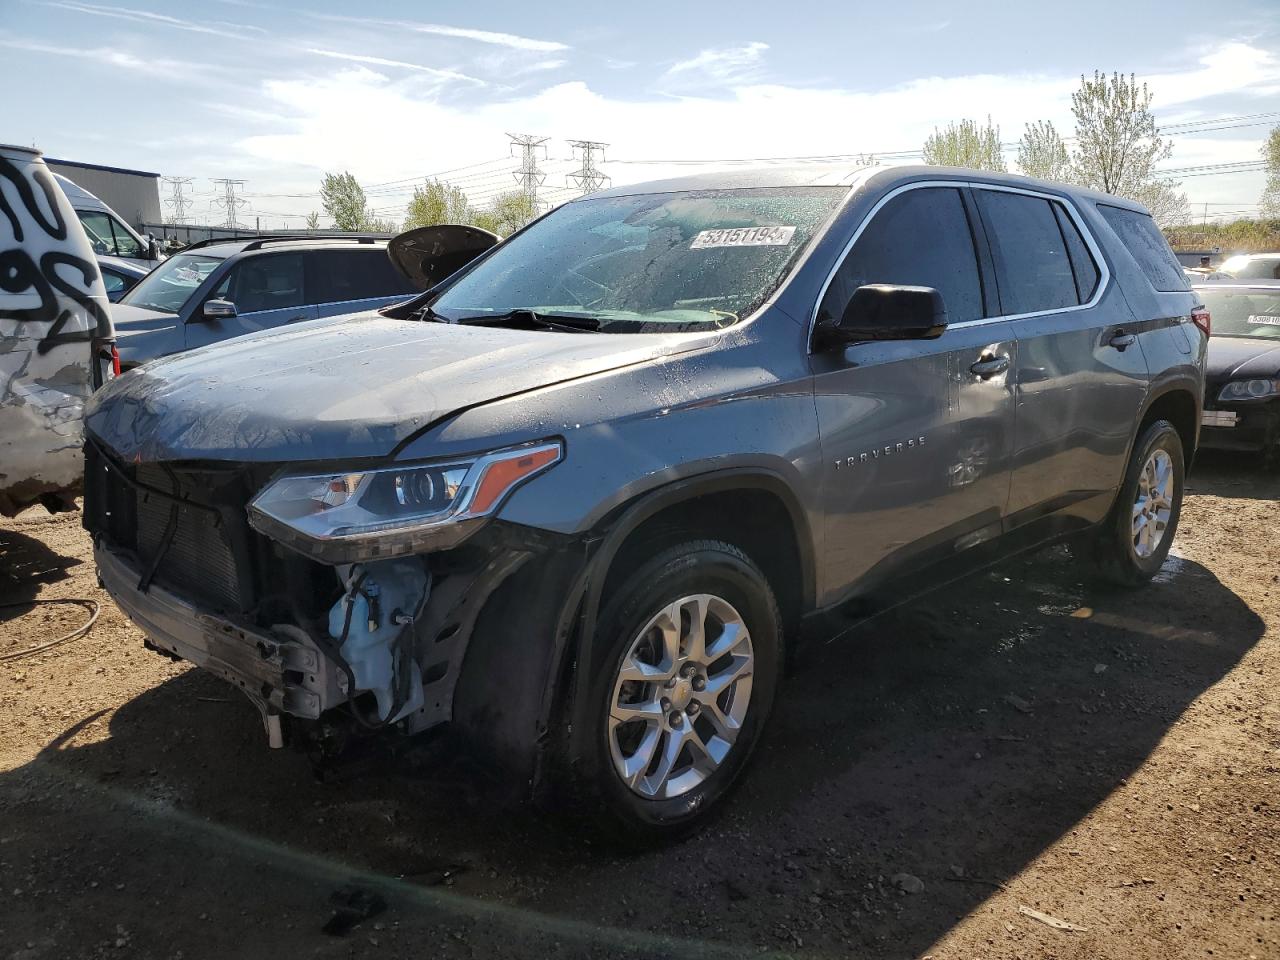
1097;204;1187;292
309;249;418;305
821;187;983;324
1053;204;1100;302
976;190;1078;314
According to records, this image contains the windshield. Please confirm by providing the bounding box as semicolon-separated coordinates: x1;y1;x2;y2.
1219;255;1280;280
430;187;845;331
121;253;222;313
1197;287;1280;340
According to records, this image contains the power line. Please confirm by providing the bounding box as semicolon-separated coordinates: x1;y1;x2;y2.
210;178;249;229
566;140;610;196
161;176;194;224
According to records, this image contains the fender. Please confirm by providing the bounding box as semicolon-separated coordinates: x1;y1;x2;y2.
553;467;816;778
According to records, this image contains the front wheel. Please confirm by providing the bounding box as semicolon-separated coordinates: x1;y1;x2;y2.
1089;419;1185;586
574;540;782;843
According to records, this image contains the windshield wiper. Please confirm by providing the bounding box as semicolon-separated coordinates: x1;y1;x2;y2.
454;309;602;333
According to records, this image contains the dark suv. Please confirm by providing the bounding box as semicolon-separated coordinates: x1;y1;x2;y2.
109;235;419;367
83;166;1206;840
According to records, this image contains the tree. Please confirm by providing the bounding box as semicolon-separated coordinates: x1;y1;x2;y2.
403;179;474;230
472;191;538;236
1070;71;1187;225
320;171;372;230
1262;125;1280;219
304;211;321;230
1017;120;1072;182
922;117;1006;172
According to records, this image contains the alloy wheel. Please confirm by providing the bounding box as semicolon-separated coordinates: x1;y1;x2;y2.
607;594;754;800
1132;449;1175;559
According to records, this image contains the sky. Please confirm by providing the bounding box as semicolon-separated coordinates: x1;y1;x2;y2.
2;0;1279;228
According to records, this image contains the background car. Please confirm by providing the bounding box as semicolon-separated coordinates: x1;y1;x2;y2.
1193;280;1280;469
109;235;421;367
1217;253;1280;281
97;255;149;302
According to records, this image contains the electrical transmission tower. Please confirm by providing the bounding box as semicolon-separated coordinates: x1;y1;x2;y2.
507;133;548;208
210;178;248;229
566;140;610;195
162;176;194;224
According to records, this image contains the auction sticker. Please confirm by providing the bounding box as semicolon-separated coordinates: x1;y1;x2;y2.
691;226;796;249
1247;314;1280;326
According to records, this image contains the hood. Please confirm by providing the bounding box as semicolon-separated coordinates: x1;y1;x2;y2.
86;311;710;463
1205;336;1280;383
109;302;182;365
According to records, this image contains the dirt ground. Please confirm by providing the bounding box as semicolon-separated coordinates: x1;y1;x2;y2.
1;452;1277;960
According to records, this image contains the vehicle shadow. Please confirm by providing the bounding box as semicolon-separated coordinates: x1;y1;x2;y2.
0;543;1263;959
1190;448;1279;501
0;526;83;605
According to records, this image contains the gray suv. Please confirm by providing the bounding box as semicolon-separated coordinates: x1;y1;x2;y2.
83;166;1206;841
109;235;419;367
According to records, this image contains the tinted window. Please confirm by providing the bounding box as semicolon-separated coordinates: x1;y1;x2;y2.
1097;204;1187;292
310;249;417;305
1053;203;1100;302
213;253;305;313
976;190;1078;314
821;187;982;324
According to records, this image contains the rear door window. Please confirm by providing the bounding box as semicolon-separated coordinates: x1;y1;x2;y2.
309;249;418;305
975;190;1078;314
821;186;983;324
212;253;305;313
1097;204;1187;292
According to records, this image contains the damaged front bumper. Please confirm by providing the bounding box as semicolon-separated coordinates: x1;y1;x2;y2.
96;542;346;722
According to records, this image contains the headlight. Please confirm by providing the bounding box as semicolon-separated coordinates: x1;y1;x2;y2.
248;440;562;563
1217;379;1279;402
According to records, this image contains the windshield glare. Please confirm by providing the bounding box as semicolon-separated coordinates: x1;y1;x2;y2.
121;253;222;313
431;187;845;331
1198;288;1280;340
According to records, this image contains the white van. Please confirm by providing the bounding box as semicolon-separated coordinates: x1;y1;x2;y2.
54;173;163;271
0;144;117;515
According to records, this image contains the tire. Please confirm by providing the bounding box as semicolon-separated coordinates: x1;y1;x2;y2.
1089;419;1185;587
568;540;782;844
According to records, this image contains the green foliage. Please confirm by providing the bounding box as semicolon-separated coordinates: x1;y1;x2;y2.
1164;217;1280;253
403;179;475;230
1017;120;1072;182
1070;71;1185;225
922;117;1006;172
1262;125;1280;220
304;211;321;230
472;191;538;236
319;171;370;231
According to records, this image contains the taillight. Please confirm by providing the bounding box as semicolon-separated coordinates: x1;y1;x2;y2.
1191;306;1211;338
111;345;122;376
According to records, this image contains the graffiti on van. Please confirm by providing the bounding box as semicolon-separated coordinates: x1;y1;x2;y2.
0;145;109;516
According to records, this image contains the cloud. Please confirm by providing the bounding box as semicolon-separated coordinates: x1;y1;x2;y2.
306;49;483;85
664;41;769;84
0;36;186;75
231;39;1280;218
38;0;261;40
311;14;569;52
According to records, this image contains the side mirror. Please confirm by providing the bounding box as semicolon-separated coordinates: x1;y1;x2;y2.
201;299;237;321
820;284;948;346
387;224;500;291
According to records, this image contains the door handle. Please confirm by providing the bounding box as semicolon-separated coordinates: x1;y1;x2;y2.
1108;331;1137;350
969;354;1010;379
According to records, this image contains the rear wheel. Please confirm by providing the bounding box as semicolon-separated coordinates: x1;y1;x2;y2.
573;540;781;843
1089;419;1184;586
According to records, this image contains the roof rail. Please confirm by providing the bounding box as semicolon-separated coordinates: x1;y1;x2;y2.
177;234;387;253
